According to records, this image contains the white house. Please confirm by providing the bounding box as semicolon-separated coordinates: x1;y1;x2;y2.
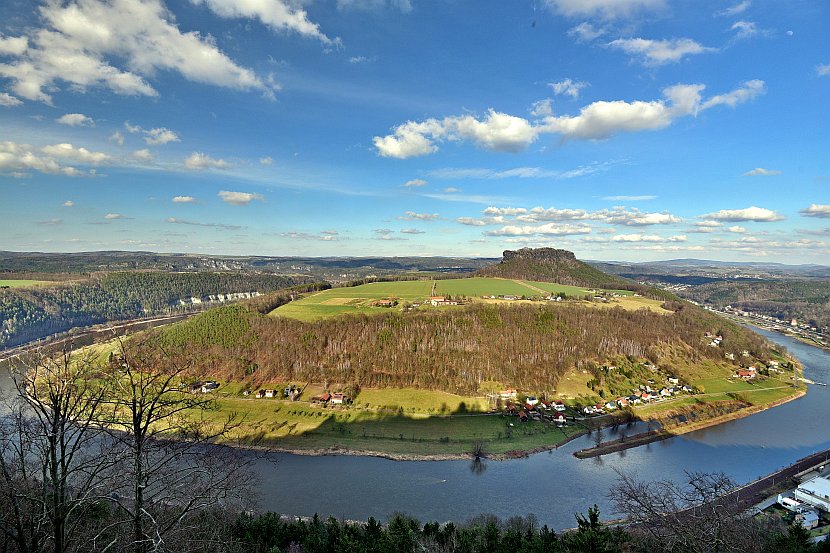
794;476;830;512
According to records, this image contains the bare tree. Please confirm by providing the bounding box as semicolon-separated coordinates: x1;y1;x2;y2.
0;348;114;553
100;337;254;553
609;470;767;553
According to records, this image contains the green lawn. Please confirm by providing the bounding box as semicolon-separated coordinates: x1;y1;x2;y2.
0;279;52;288
354;388;490;414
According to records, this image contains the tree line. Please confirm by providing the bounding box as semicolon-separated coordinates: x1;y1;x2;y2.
0;272;314;347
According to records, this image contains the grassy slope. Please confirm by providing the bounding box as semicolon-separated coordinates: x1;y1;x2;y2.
0;279;52;287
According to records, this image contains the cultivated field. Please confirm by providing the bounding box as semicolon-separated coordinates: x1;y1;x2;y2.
271;277;667;321
0;279;52;288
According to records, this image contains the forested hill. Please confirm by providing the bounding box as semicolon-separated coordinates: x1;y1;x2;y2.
476;248;630;289
151;298;776;395
0;272;315;347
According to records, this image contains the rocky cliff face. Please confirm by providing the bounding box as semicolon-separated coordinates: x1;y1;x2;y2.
477;247;628;288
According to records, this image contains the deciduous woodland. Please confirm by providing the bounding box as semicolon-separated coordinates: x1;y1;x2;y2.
151;298;774;394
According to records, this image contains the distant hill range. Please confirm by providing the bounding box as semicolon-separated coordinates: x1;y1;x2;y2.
476;248;630;288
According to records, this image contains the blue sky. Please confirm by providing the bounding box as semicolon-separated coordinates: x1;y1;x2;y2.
1;0;828;263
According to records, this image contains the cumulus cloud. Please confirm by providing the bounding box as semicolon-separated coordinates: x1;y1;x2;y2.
104;213;127;219
549;78;588;99
399;211;440;221
443;187;460;193
172;195;196;203
402;178;428;187
608;37;716;66
800;204;830;218
131;149;153;162
463;205;680;229
727;226;747;233
280;231;340;241
56;113;94;126
0;92;23;106
701;206;784;222
218;190;264;206
611;233;686;242
817;64;830;77
374;80;764;158
530;99;553;117
545;0;665;19
166;217;241;230
63;200;74;207
595;207;680;226
0;0;273;104
485;223;593;237
185;152;229;170
373;228;407;241
259;156;273;165
743;167;781;176
144;127;179;145
400;228;425;234
191;0;337;45
41;143;110;164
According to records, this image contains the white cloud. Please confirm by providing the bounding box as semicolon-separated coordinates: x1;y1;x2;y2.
800;204;830;218
218;190;264;205
817;64;830;77
131;148;153;162
743;167;781;176
167;217;242;230
456;216;506;227
144;127;180;145
730;21;758;39
399;211;440;221
549;78;588;99
104;213;126;219
125;121;142;134
374;81;764;157
530;99;553;117
701;206;784;222
400;228;425;235
0;35;29;56
485;223;593;237
185;152;229;170
259;156;274;165
612;233;667;242
515;207;591;222
109;131;124;145
727;226;747;233
172;195;197;203
546;0;665;19
0;92;23;106
402;178;428;187
37;218;63;226
56;113;94;126
608;37;716;66
191;0;337;45
602;195;656;201
0;0;272;104
41;143;110;164
0;141;91;176
443;187;460;193
478;205;679;227
595;207;680;226
337;0;412;13
568;22;605;42
63;200;74;207
716;1;750;17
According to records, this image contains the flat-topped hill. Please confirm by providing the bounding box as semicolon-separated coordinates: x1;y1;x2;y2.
477;247;629;288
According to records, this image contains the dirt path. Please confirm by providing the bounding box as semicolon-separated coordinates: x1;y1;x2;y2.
512;279;548;295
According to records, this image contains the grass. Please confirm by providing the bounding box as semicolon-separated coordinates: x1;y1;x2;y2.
0;279;52;288
197;393;585;456
270;277;666;322
354;388;490;414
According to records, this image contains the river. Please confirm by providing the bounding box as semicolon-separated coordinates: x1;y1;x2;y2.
244;329;830;528
2;329;828;529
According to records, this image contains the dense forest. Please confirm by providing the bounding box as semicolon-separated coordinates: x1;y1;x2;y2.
0;272;314;347
477;248;631;289
153;298;774;394
681;279;830;331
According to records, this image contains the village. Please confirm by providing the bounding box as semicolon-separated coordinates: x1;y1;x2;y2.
767;465;830;542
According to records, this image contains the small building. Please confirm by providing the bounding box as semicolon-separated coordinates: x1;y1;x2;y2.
525;396;539;407
668;377;680;385
617;398;629;408
796;510;820;530
553;401;566;412
255;389;266;399
736;370;756;380
518;410;529;422
264;389;276;398
552;412;567;425
604;401;617;410
794;476;830;512
201;381;219;393
331;393;345;405
499;389;518;400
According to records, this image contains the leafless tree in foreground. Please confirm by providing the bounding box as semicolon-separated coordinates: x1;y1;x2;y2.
0;348;115;553
609;470;777;553
99;337;256;553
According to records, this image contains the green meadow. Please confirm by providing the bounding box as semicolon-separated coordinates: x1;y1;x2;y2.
0;279;52;288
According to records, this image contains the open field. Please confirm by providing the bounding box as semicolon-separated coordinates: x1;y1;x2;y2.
0;279;52;288
270;277;666;322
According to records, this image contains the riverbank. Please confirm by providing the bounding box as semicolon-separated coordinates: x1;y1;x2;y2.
574;388;807;458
